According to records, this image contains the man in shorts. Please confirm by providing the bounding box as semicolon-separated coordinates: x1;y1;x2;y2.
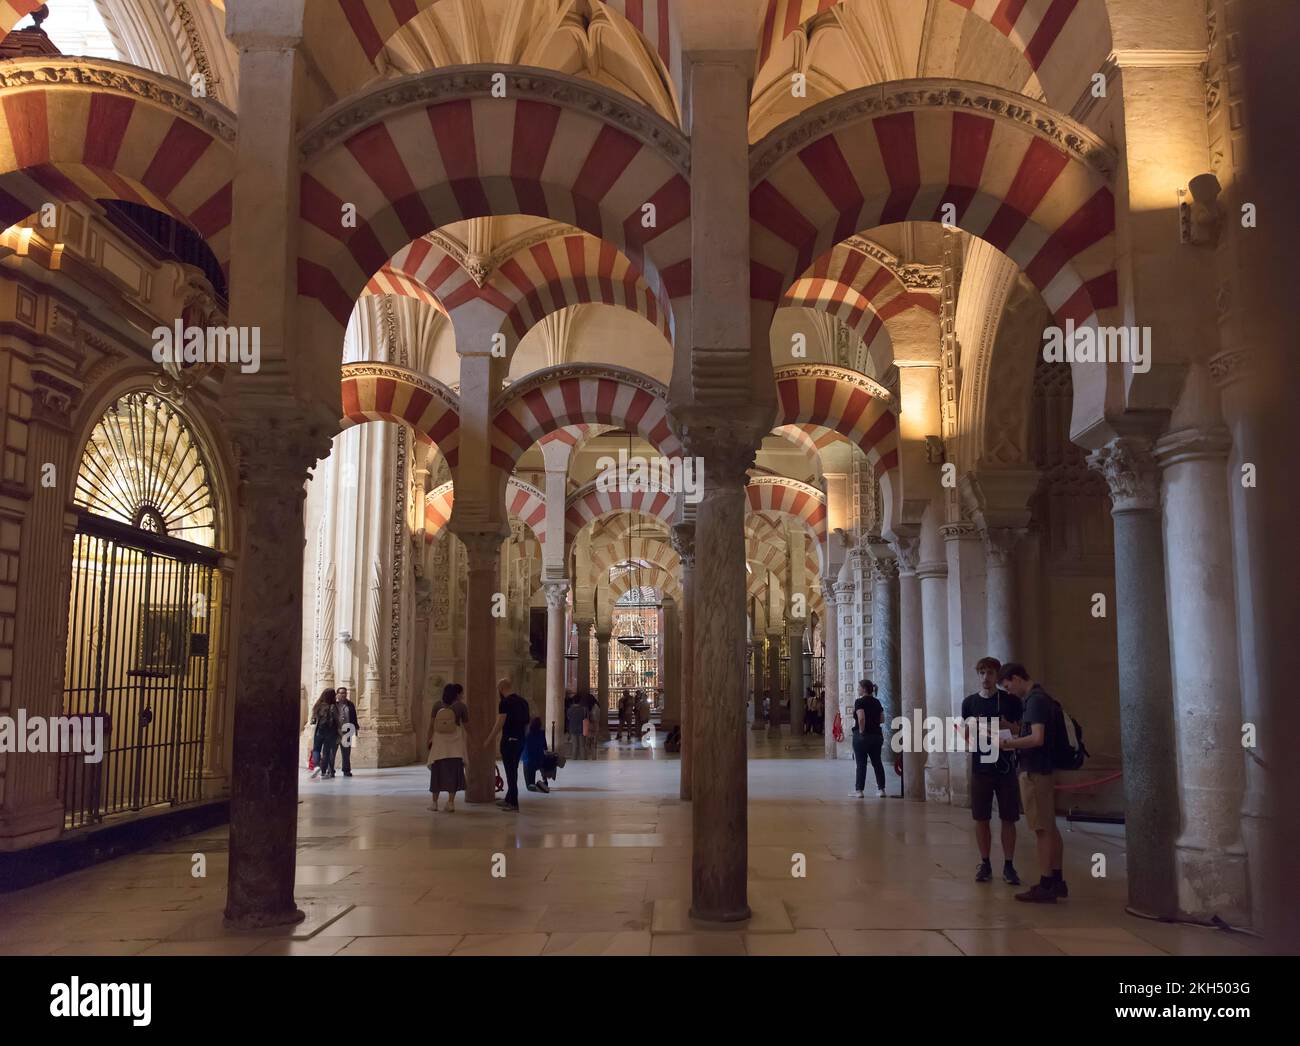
961;657;1022;885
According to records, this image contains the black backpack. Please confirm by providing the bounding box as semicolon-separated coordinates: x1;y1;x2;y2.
1049;699;1088;770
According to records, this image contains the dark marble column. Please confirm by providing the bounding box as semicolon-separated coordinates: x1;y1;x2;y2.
868;539;901;797
765;630;782;735
457;531;504;804
892;539;925;801
670;524;695;801
1088;437;1179;919
751;639;765;731
225;420;330;928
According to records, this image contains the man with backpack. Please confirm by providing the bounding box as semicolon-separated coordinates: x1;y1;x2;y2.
998;663;1068;902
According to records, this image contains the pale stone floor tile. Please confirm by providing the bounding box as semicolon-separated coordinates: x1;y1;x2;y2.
828;929;964;956
651;934;747;956
745;929;838;956
49;940;154;956
1123;920;1266;957
543;931;653;956
138;938;265;956
452;933;548;956
335;935;462;956
536;901;653;933
1033;926;1167;956
163;902;352;942
248;936;354;956
941;929;1069;956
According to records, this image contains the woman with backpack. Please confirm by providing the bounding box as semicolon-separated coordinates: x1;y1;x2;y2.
521;716;551;793
427;682;468;812
309;689;340;780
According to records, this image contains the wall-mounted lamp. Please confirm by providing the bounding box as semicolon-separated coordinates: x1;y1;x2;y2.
1179;173;1223;246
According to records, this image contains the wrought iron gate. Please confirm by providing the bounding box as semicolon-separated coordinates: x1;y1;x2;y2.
61;513;220;829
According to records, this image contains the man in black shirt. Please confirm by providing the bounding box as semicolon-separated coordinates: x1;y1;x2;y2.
960;658;1022;885
336;687;359;777
999;663;1067;903
850;679;886;798
484;676;529;811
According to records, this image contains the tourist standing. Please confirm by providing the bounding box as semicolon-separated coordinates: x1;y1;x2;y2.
427;683;468;812
566;697;587;760
335;686;359;777
961;657;1022;885
309;689;340;780
999;664;1068;903
484;677;529;811
850;679;885;798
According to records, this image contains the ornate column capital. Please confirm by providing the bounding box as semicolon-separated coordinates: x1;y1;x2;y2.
1154;426;1232;469
542;579;570;610
457;531;505;569
820;578;838;604
890;536;921;574
1209;349;1252;391
871;558;901;583
670;521;696;569
981;526;1026;569
1087;437;1162;513
229;414;334;490
595;630;612;644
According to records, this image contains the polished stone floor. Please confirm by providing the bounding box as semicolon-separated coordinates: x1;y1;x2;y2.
0;735;1265;956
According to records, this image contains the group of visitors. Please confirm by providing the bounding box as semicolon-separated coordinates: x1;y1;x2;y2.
847;657;1070;904
615;690;654;742
564;692;601;758
803;687;826;734
308;687;359;780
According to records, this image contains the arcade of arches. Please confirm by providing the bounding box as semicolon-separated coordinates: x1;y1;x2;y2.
0;0;1297;956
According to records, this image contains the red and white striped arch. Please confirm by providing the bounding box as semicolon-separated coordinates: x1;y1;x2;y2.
611;565;681;604
340;362;461;466
298;74;691;339
756;1;1110;91
0;63;234;265
774;365;897;482
490;365;681;476
591;512;671;552
591;535;680;577
751;89;1118;334
540;423;616;458
565;482;679;545
783;242;940;366
746;475;828;552
306;0;682;108
423;476;548;546
361;263;448;316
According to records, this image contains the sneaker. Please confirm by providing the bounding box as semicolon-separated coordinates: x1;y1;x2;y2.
1052;878;1069;898
537;781;550;793
850;790;865;798
309;768;321;779
343;772;352;778
975;861;993;883
876;789;886;798
525;783;538;792
1014;883;1058;904
1003;864;1021;886
500;803;519;812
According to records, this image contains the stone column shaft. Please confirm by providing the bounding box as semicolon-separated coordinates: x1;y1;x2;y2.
918;561;950;802
459;533;503;804
820;581;840;758
787;618;806;736
983;528;1023;663
595;631;612;742
869;549;901;797
1089;437;1180;919
898;565;925;801
751;639;766;731
670;524;695;799
543;581;569;750
765;632;782;732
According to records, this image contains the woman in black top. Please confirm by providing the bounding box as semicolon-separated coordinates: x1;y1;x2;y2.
850;679;886;798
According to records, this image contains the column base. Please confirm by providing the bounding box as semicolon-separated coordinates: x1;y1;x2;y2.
925;766;951;805
1176;842;1252;928
689;903;752;923
223;906;306;931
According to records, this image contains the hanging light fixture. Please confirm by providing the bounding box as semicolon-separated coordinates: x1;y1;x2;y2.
616;429;649;651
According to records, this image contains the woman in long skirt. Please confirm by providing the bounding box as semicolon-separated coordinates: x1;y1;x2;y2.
427;683;469;811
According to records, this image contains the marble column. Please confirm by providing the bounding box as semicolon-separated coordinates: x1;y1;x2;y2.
1155;425;1249;924
595;630;612;743
982;527;1024;663
670;523;695;800
765;631;783;734
224;422;329;928
831;573;855;759
662;597;681;730
918;560;950;803
1088;437;1180;919
458;532;504;804
870;550;901;797
942;523;985;809
787;618;806;737
820;580;841;758
574;618;593;698
543;581;569;750
894;544;925;801
680;437;754;922
751;640;766;731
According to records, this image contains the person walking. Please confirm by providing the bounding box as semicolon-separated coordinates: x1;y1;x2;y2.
484;677;529;811
335;686;359;777
850;679;886;798
309;689;341;780
583;692;601;756
522;716;551;793
636;690;652;744
999;663;1068;903
566;697;587;760
426;683;468;812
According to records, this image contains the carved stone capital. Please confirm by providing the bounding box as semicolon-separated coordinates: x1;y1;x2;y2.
542;580;570;610
229;415;333;492
669;521;695;569
1208;349;1252;390
457;531;505;569
872;558;901;582
676;419;764;490
1087;437;1161;513
939;521;979;542
981;527;1026;569
890;536;921;574
820;578;837;604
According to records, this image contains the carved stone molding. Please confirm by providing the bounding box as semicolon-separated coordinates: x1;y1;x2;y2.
939;521;978;541
1086;437;1161;513
840;236;943;290
0;57;237;144
171;1;219;92
299;67;690;175
915;560;949;582
1209;348;1252;389
493;362;666;413
30;369;79;423
1154;426;1232;470
773;362;893;402
751;78;1117;184
342;361;460;413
